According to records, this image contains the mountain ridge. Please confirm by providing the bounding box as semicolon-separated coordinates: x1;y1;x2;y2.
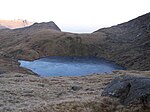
18;21;61;32
92;12;150;70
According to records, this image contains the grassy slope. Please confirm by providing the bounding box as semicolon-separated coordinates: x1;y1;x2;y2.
1;71;150;112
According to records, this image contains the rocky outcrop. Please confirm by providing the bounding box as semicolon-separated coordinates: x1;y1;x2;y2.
16;21;61;33
102;75;150;107
28;21;61;31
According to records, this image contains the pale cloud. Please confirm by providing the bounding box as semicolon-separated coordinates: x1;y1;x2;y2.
0;0;150;33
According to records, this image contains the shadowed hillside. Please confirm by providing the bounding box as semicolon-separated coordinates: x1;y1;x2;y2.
93;12;150;70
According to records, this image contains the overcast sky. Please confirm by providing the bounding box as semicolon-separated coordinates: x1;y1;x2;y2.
0;0;150;33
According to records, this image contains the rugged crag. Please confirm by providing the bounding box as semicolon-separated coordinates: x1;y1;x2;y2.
27;21;61;31
102;75;150;106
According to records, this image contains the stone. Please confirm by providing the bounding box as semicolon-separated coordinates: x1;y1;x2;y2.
71;86;82;91
0;68;6;74
102;75;150;106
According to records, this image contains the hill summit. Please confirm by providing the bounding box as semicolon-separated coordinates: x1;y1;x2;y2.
26;21;61;31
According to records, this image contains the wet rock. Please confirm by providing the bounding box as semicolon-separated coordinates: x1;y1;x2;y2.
102;76;150;106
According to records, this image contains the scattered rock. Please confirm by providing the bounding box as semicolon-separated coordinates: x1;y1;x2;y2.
85;88;95;91
0;69;6;74
71;86;82;91
38;83;45;87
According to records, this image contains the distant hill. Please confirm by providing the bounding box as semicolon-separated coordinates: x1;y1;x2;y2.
20;21;61;32
0;20;61;32
0;19;33;29
0;24;8;29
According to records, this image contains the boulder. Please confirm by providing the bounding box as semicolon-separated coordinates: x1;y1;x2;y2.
102;75;150;106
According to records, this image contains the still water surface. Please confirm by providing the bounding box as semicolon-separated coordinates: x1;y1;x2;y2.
19;56;124;76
